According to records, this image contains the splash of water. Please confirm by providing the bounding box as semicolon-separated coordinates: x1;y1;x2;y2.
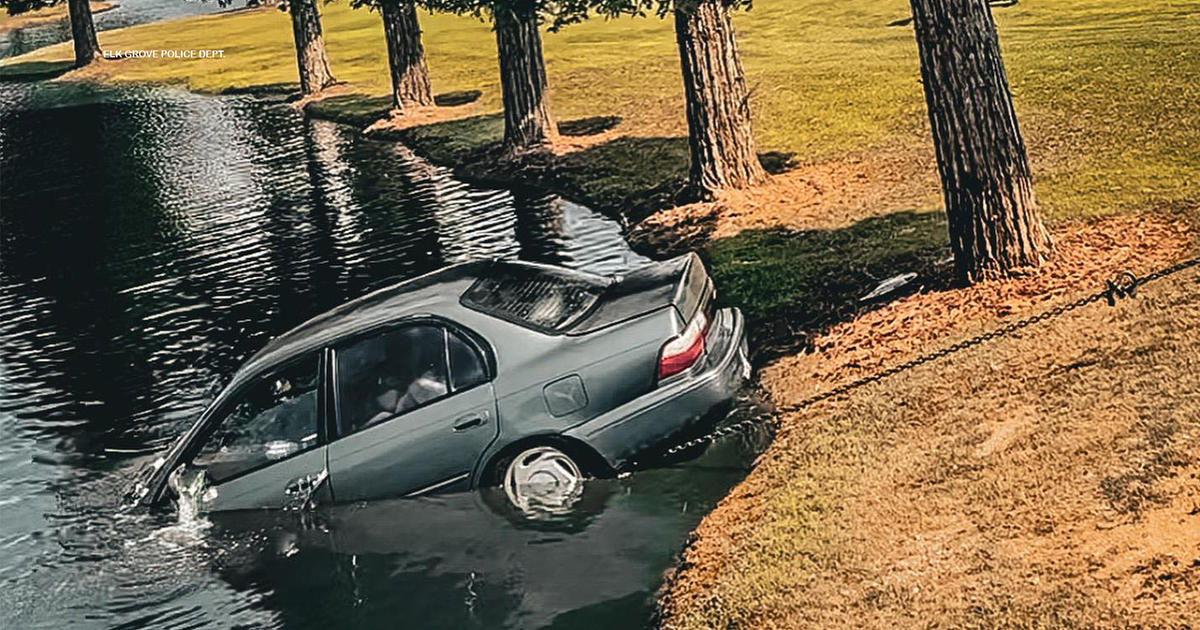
161;464;215;540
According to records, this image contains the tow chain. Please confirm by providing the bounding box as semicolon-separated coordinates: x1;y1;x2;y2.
653;255;1200;460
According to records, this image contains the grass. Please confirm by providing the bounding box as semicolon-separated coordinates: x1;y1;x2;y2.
660;269;1200;629
0;1;114;32
703;212;949;360
0;0;1196;225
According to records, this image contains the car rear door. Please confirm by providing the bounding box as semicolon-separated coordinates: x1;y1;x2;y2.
327;321;498;502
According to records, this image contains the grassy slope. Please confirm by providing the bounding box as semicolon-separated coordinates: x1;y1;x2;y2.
2;0;1197;227
661;267;1200;630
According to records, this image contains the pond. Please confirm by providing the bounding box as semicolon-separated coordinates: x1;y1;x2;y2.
0;82;769;628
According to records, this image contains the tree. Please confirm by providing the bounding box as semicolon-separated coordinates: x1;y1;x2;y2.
587;0;764;198
285;0;338;95
909;0;1052;283
420;0;559;157
670;0;764;198
353;0;434;110
1;0;102;67
66;0;102;66
492;2;557;155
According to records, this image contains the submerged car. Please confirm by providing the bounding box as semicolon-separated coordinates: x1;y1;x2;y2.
134;253;750;513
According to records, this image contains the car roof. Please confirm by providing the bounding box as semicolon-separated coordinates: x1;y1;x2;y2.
232;259;610;387
236;262;484;378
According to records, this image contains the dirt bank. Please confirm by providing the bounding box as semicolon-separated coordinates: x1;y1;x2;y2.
658;213;1200;629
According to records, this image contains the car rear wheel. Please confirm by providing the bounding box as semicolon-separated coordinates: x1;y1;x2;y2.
502;446;583;514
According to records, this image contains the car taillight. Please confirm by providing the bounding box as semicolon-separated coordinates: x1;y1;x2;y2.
657;311;708;381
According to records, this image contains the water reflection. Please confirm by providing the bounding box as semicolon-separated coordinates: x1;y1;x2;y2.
0;83;758;629
205;466;745;630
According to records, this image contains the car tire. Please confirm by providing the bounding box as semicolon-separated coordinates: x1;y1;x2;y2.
495;445;584;515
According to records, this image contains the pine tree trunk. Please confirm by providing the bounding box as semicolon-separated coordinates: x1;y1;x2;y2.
67;0;102;68
493;4;557;157
379;0;433;110
909;0;1053;283
288;0;337;95
673;0;765;199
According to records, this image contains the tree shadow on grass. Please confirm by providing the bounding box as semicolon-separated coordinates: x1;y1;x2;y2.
317;100;694;222
306;94;395;126
550;140;798;221
0;59;73;82
304;94;794;224
553;136;692;222
304;91;484;129
390;117;691;220
219;83;298;97
434;89;482;107
701;210;952;363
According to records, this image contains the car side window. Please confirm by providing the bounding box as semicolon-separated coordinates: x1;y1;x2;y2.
336;324;451;435
192;355;321;484
447;328;487;391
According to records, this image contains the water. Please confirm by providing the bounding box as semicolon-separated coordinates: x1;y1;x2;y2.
1;0;225;59
0;82;768;628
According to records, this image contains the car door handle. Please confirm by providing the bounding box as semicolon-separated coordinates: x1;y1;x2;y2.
284;469;329;509
452;413;488;432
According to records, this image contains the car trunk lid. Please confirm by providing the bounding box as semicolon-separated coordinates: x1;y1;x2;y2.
566;252;712;336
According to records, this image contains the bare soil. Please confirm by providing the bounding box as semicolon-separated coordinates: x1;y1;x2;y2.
765;214;1195;397
362;100;486;133
638;150;939;239
658;213;1200;628
629;150;939;254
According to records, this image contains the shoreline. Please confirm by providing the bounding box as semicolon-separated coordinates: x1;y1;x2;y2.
301;96;689;233
292;87;1200;630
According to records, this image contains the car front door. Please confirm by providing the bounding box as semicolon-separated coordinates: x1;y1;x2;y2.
327;321;498;502
180;352;330;512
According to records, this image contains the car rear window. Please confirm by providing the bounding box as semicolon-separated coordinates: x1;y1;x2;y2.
460;263;609;332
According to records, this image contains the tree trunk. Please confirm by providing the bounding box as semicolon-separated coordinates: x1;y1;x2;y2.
673;0;765;199
379;0;433;110
909;0;1053;283
67;0;102;68
493;4;557;157
288;0;337;95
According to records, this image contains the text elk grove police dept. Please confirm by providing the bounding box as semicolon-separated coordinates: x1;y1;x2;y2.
103;50;227;59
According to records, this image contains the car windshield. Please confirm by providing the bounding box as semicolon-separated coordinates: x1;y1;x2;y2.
461;263;610;332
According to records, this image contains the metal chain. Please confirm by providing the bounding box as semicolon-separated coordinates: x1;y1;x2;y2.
657;256;1200;459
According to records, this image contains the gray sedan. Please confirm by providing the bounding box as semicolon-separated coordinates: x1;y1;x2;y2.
132;252;750;513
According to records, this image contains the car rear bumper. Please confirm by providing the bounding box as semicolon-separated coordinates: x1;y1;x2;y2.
564;307;749;470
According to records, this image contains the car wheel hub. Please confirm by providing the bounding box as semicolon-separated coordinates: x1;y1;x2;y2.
503;446;583;514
